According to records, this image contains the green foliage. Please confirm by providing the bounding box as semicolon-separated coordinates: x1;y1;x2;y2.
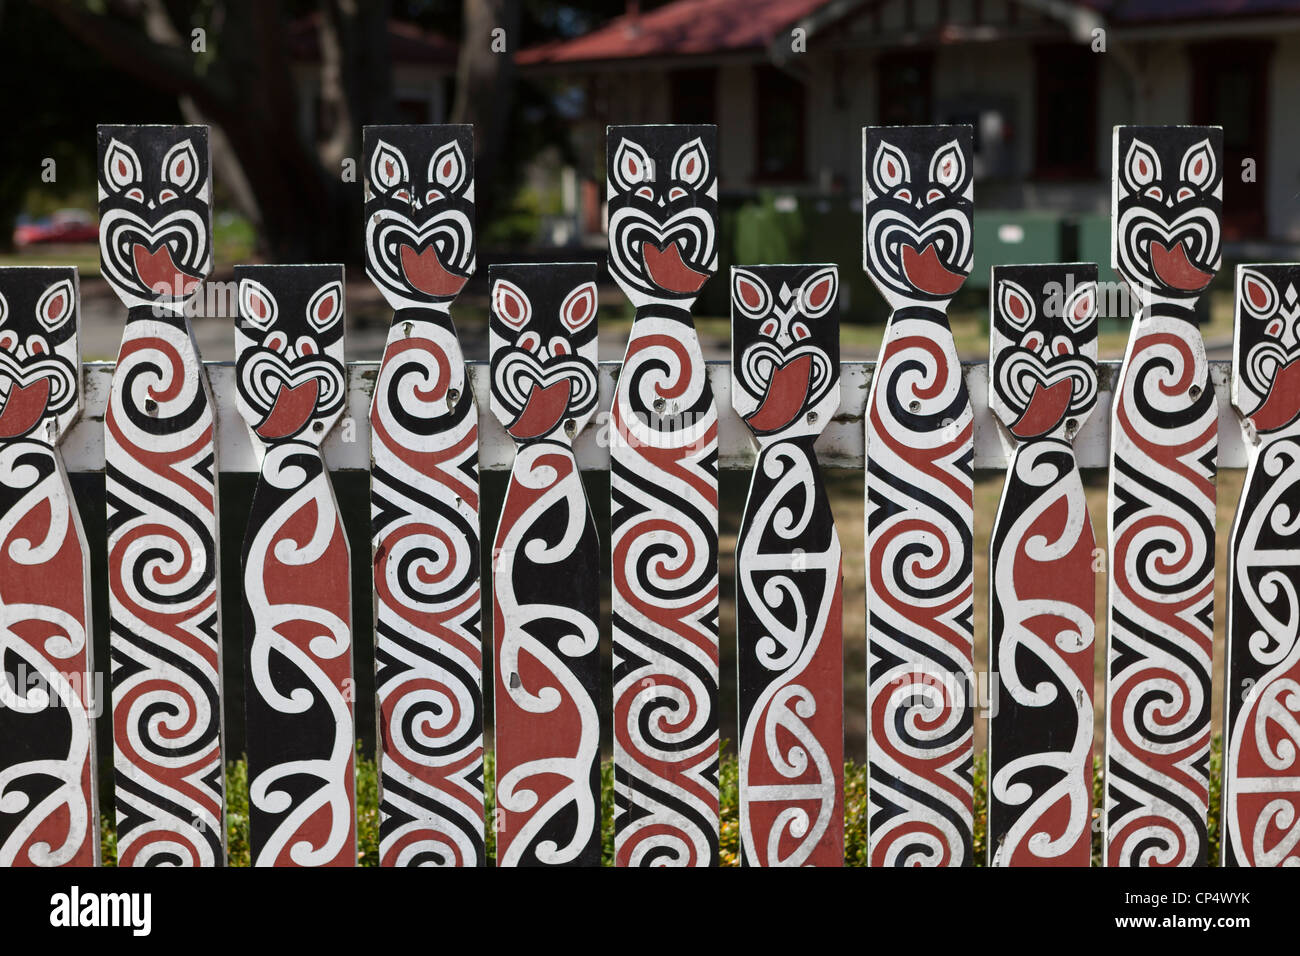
734;192;805;266
100;736;1226;866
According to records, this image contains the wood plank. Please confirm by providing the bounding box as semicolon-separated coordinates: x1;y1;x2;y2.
987;264;1098;866
1222;263;1300;866
97;125;225;866
862;125;977;866
236;264;355;866
606;125;721;866
489;263;601;866
733;264;844;866
364;125;486;866
1105;126;1222;867
0;267;98;866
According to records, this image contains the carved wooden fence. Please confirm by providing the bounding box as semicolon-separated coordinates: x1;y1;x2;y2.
0;122;1295;868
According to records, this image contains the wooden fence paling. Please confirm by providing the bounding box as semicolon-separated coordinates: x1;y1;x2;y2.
236;265;355;867
607;125;722;867
1223;264;1300;867
987;265;1099;866
489;263;601;866
1105;127;1223;868
861;126;978;867
0;267;98;866
97;125;226;867
363;125;486;867
733;265;844;866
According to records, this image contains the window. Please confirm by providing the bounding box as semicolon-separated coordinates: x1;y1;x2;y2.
1034;44;1098;179
877;52;932;126
670;68;717;125
754;65;806;181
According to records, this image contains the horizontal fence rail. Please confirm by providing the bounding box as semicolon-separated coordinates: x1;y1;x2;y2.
61;359;1250;474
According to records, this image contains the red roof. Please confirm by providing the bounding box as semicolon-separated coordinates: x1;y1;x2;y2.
517;0;829;65
288;14;458;67
518;0;1300;66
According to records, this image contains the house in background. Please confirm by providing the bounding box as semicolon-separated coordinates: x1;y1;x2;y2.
518;0;1300;271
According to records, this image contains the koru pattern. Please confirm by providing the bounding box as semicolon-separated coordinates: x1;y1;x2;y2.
1105;126;1222;868
364;125;485;866
489;263;601;866
1223;263;1300;866
0;267;97;866
987;264;1099;866
236;264;355;867
606;125;721;867
862;125;976;866
98;125;225;866
732;264;844;867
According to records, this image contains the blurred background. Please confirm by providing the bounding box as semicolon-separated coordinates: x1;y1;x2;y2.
3;0;1295;777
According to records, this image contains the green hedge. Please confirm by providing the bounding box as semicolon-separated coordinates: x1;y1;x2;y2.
100;737;1223;866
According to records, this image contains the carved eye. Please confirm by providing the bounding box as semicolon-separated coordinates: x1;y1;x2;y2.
1180;139;1216;191
425;188;444;204
1021;331;1043;352
369;139;409;196
239;278;278;330
636;186;654;200
895;188;912;202
1145;186;1164;201
926;189;944;203
668;186;687;201
265;330;288;352
998;280;1034;330
732;269;771;319
518;330;540;352
104;138;143;196
1052;336;1073;356
929;140;964;189
307;280;343;331
492;278;531;329
1241;269;1277;318
1125;137;1160;189
26;335;48;356
613;138;653;192
161;139;200;194
872;141;908;191
791;322;810;341
1063;281;1097;332
560;281;597;333
759;318;778;337
1266;318;1284;338
671;137;709;188
430;139;467;194
0;330;15;351
296;336;317;357
37;277;74;331
549;336;570;357
798;267;837;319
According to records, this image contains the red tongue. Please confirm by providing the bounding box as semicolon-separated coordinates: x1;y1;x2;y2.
642;241;708;294
132;243;201;296
1150;240;1213;292
1251;359;1300;433
1011;378;1073;439
901;242;966;296
0;379;50;439
256;379;319;440
745;354;813;434
508;379;571;440
399;243;468;297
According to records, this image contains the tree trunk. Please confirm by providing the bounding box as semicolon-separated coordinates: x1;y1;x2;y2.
452;0;520;221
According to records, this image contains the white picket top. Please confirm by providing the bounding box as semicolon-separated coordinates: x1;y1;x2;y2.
63;359;1248;473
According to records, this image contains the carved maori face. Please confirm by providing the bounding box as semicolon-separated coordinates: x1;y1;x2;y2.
989;264;1099;440
489;264;598;443
730;264;839;440
1233;264;1300;434
606;125;718;309
0;268;79;441
235;265;347;445
1113;126;1222;304
97;125;212;310
863;125;974;310
363;125;476;311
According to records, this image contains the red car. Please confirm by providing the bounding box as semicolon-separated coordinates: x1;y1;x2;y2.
13;209;99;246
